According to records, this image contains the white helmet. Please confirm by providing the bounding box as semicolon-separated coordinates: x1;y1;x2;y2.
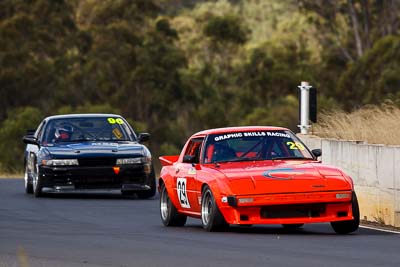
55;125;74;140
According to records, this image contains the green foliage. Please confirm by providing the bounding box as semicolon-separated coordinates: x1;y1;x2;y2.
56;104;121;115
0;107;43;172
156;18;178;38
299;0;400;109
1;0;399;173
0;0;79;119
337;35;400;109
160;142;181;156
239;95;300;131
77;0;159;27
203;15;248;44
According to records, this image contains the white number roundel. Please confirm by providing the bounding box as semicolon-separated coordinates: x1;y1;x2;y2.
177;178;190;208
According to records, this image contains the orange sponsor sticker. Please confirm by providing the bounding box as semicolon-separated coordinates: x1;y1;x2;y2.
112;128;123;139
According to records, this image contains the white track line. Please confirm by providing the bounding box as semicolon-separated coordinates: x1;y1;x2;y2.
360;225;400;234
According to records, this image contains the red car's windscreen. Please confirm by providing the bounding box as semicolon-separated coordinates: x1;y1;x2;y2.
203;130;313;163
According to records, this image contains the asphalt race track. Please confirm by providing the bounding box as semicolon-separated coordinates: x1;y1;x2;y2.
1;179;399;267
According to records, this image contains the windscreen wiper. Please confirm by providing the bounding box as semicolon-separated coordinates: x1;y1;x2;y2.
214;158;264;163
228;157;265;162
71;138;96;142
271;156;313;160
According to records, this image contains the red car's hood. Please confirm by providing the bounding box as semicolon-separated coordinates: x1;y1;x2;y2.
213;161;351;195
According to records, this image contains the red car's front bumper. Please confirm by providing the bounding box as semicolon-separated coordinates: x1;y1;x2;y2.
219;190;354;225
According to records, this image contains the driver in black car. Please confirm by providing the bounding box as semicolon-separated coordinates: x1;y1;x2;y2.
54;125;74;142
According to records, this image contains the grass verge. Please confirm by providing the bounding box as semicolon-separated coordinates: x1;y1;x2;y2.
313;103;400;145
0;173;23;178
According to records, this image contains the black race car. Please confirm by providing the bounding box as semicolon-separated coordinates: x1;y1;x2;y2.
23;114;156;198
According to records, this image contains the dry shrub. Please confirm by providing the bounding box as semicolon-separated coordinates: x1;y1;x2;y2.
313;103;400;145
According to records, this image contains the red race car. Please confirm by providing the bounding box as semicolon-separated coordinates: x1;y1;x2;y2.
159;126;359;234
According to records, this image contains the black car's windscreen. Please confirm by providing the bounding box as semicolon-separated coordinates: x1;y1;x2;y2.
203;131;314;163
42;117;135;144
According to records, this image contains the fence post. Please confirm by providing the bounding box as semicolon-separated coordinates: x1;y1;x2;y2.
298;81;312;134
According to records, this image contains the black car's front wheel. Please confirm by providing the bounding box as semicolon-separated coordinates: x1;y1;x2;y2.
201;186;228;232
137;167;156;199
24;165;33;194
160;183;187;226
331;192;360;234
32;163;43;198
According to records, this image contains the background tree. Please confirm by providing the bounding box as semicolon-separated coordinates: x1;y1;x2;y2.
0;0;79;120
337;35;400;108
0;0;399;173
0;107;43;172
299;0;400;110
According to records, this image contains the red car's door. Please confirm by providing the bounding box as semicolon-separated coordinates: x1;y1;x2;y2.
173;138;203;213
174;163;200;213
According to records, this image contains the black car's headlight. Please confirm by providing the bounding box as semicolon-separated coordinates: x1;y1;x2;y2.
44;159;79;166
116;156;151;165
117;156;152;174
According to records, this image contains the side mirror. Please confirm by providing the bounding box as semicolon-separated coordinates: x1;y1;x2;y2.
183;155;195;164
26;129;36;135
138;133;150;143
312;149;322;158
22;135;39;146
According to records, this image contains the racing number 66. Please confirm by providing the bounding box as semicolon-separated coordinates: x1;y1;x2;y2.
107;118;124;124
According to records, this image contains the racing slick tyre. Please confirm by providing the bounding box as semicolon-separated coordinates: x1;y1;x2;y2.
24;165;33;194
201;186;229;232
137;167;156;199
331;192;360;234
32;163;44;198
282;224;304;229
160;183;187;226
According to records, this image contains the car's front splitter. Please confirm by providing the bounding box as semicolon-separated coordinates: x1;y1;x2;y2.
38;164;151;190
42;184;152;194
218;191;354;225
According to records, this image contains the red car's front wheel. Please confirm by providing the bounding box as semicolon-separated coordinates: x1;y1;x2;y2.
331;192;360;234
201;186;228;232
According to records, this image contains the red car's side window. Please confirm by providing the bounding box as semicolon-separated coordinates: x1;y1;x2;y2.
184;138;204;164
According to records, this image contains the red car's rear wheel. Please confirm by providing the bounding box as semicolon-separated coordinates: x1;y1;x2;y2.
160;183;187;226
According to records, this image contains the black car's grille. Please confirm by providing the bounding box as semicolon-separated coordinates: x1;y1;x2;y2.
51;168;147;188
78;157;116;167
260;204;326;219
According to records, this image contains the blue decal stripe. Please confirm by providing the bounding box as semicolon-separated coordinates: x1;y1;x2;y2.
263;168;304;180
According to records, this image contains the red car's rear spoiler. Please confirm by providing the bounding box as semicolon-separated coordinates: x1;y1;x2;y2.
159;155;179;166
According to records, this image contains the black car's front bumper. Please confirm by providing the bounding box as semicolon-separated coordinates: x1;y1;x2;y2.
38;164;153;192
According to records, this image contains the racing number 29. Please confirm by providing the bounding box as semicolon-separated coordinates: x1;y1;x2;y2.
286;141;305;150
177;178;190;208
